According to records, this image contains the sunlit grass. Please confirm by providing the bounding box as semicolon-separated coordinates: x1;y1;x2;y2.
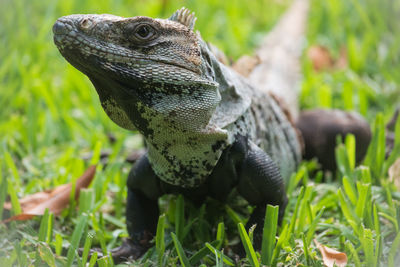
1;0;400;266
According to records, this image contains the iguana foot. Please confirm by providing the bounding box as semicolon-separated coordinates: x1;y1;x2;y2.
109;239;147;264
296;109;371;171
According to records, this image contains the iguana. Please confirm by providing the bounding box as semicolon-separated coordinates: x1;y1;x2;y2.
52;0;371;262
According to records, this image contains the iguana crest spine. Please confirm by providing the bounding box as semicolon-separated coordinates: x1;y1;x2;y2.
169;7;197;30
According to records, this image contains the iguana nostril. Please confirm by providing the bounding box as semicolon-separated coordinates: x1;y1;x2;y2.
80;18;93;29
53;21;68;35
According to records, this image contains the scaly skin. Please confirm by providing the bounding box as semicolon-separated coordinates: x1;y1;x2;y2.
51;7;325;263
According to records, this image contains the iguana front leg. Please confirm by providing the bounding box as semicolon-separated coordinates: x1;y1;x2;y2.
236;140;288;249
108;154;162;263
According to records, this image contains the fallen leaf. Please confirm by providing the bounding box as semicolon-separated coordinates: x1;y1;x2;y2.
308;45;334;71
314;239;348;267
3;184;69;211
389;158;400;191
3;165;96;222
308;45;348;72
4;214;35;221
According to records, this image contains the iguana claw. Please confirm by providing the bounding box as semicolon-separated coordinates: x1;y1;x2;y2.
109;239;147;264
80;239;146;264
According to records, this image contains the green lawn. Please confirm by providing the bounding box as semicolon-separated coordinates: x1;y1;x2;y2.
1;0;400;266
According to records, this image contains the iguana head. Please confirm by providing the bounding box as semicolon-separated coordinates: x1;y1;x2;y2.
53;8;219;135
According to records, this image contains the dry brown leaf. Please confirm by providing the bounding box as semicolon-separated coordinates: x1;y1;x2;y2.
4;214;35;222
308;45;348;72
3;184;70;211
308;45;334;71
389;158;400;191
3;165;96;222
314;239;348;267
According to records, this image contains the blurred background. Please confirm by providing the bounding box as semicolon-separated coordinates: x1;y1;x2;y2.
0;0;400;263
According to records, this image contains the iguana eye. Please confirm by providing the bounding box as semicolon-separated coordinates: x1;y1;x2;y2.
134;24;155;40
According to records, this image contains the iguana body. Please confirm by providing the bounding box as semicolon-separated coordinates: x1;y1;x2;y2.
53;0;369;262
53;9;302;187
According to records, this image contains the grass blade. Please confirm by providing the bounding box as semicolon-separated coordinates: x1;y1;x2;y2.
216;222;225;249
38;242;56;267
297;186;314;234
342;176;357;206
54;233;63;256
171;232;191;267
0;167;7;221
364;113;386;179
38;209;50;242
4;151;20;190
355;182;370;219
237;222;259;267
271;224;289;267
89;141;102;165
156;214;166;266
189;240;220;265
345;134;356;171
46;212;54;244
335;142;352;177
261;205;278;265
88;251;98;267
289;186;305;234
14;242;27;266
78;188;95;215
7;177;21;215
225;204;245;225
338;188;359;225
359;227;375;266
175;195;184;242
355;166;372;184
81;232;94;266
66;214;88;266
373;204;380;239
301;233;311;266
388;231;400;267
205;242;235;266
306;207;325;245
345;241;361;267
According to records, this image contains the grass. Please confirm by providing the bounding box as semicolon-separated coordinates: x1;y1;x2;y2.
1;0;400;266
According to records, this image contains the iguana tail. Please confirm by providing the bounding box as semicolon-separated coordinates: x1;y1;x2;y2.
247;0;309;120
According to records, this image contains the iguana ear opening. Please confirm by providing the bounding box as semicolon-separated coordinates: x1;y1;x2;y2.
169;7;197;30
